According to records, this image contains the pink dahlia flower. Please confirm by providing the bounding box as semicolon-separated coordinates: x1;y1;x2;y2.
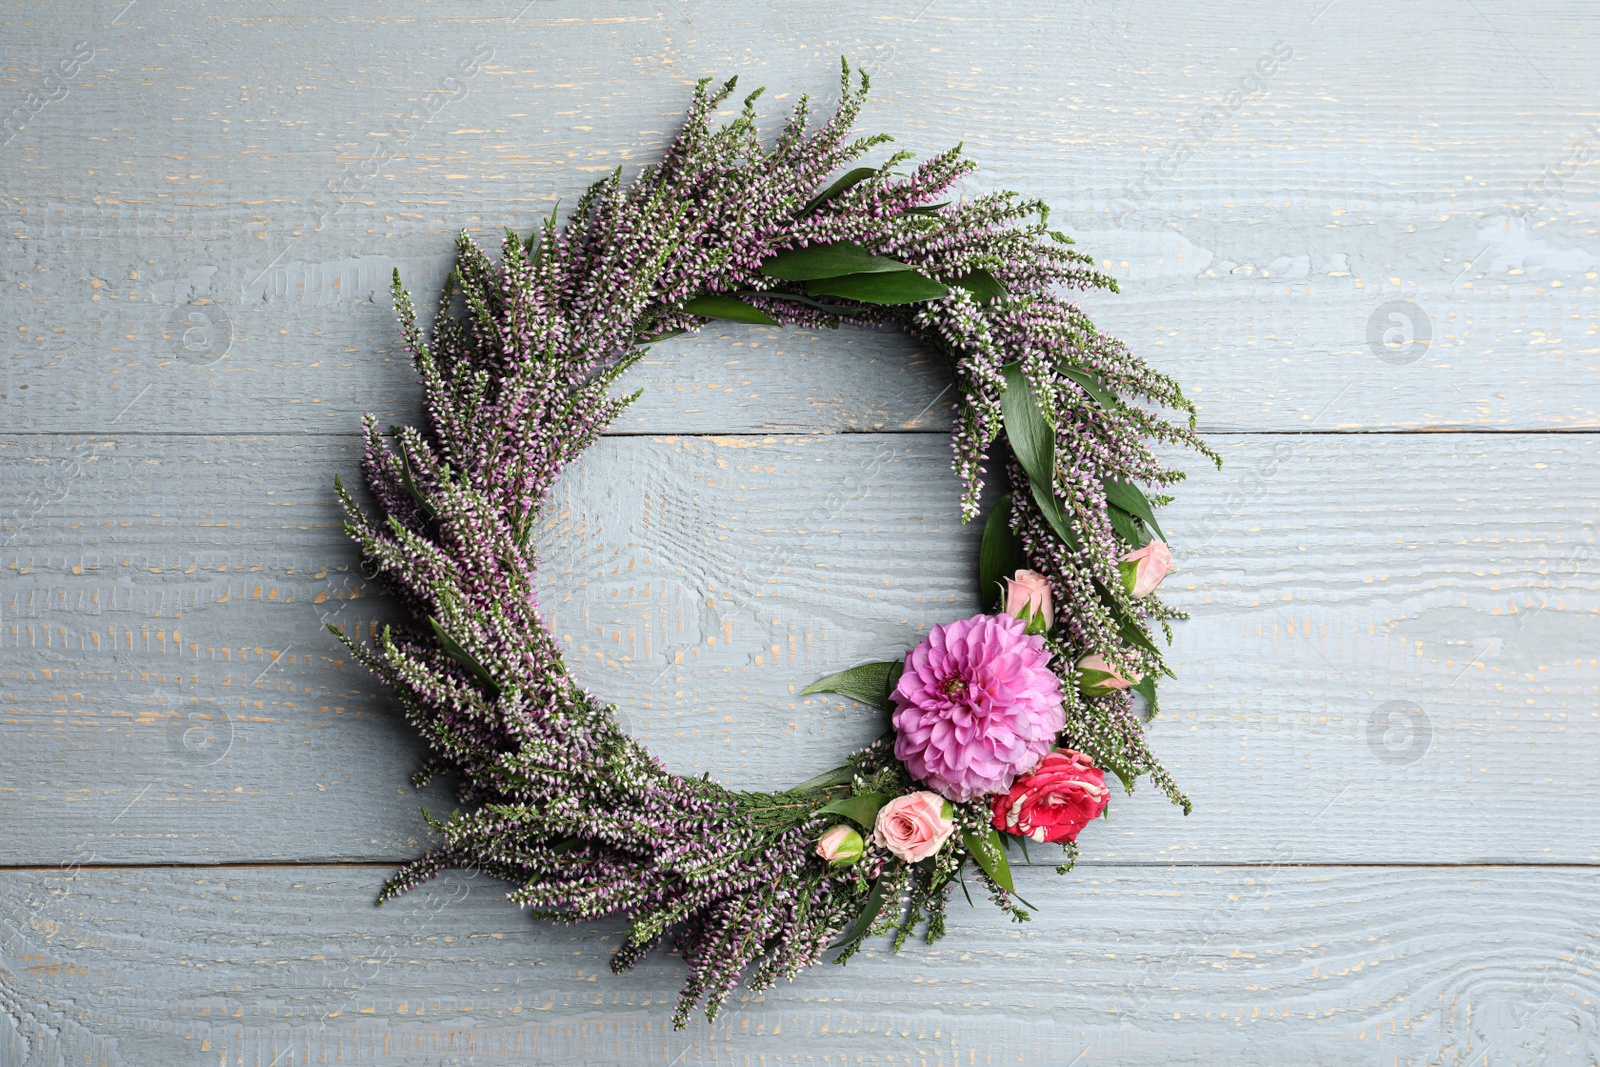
891;613;1066;802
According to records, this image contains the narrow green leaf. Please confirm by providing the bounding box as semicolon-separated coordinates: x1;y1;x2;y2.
428;616;501;695
833;877;891;949
803;167;877;214
1131;674;1160;718
1030;482;1080;550
1104;756;1137;793
979;493;1025;613
1092;579;1163;658
634;327;686;346
885;659;905;704
801;660;903;710
1102;476;1166;541
398;446;438;522
996;364;1079;551
1106;504;1152;550
818;792;888;831
681;294;779;326
741;291;865;316
962;826;1014;894
904;201;950;215
762;240;914;281
805;270;949;305
1061;367;1120;408
998;362;1055;492
953;267;1007;304
790;764;856;792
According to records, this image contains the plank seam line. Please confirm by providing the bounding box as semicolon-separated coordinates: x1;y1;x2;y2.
0;429;1596;441
3;861;1597;873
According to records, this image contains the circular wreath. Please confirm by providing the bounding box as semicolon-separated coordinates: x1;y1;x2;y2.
332;62;1219;1028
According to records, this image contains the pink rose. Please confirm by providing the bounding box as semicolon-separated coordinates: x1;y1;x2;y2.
872;791;955;863
991;749;1111;843
1119;540;1173;599
815;824;864;866
1076;652;1141;698
1003;569;1054;634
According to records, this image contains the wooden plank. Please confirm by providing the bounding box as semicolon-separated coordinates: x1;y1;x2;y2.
2;432;1595;865
2;864;1597;1065
3;2;1597;434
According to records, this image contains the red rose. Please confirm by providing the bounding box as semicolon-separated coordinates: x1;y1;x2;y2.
990;749;1110;844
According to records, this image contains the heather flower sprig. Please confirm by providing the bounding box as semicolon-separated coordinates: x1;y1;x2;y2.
333;60;1214;1029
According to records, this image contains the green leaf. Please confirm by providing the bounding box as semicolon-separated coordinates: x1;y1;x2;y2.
979;493;1025;613
803;167;877;214
762;240;914;281
1118;557;1140;596
1061;367;1120;408
1092;579;1163;658
634;327;687;346
398;447;440;522
833;877;891;949
1103;756;1137;793
428;616;501;696
801;660;903;710
999;363;1055;492
818;792;887;831
743;291;865;316
805;270;949;305
1030;484;1079;550
998;365;1080;551
1106;504;1152;550
954;267;1007;304
1102;476;1166;541
681;294;779;326
1131;674;1160;718
790;764;856;792
904;201;949;215
962;826;1014;894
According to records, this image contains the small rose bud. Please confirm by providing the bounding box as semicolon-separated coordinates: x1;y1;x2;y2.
1119;540;1173;599
815;824;864;866
1076;652;1142;699
1003;569;1054;634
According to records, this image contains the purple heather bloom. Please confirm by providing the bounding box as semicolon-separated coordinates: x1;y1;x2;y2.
891;613;1066;802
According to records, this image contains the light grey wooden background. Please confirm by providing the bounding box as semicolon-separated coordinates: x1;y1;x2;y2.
2;1;1597;1064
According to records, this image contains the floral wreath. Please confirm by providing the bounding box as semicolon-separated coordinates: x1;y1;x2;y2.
332;62;1219;1029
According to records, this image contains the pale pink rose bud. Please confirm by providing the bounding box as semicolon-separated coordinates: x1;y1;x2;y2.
1003;569;1054;634
1119;540;1174;599
872;791;955;863
815;824;864;866
1076;652;1142;699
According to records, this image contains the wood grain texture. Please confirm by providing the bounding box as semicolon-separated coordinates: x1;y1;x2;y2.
2;1;1597;434
4;1;1599;1061
3;865;1598;1066
3;433;1595;865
